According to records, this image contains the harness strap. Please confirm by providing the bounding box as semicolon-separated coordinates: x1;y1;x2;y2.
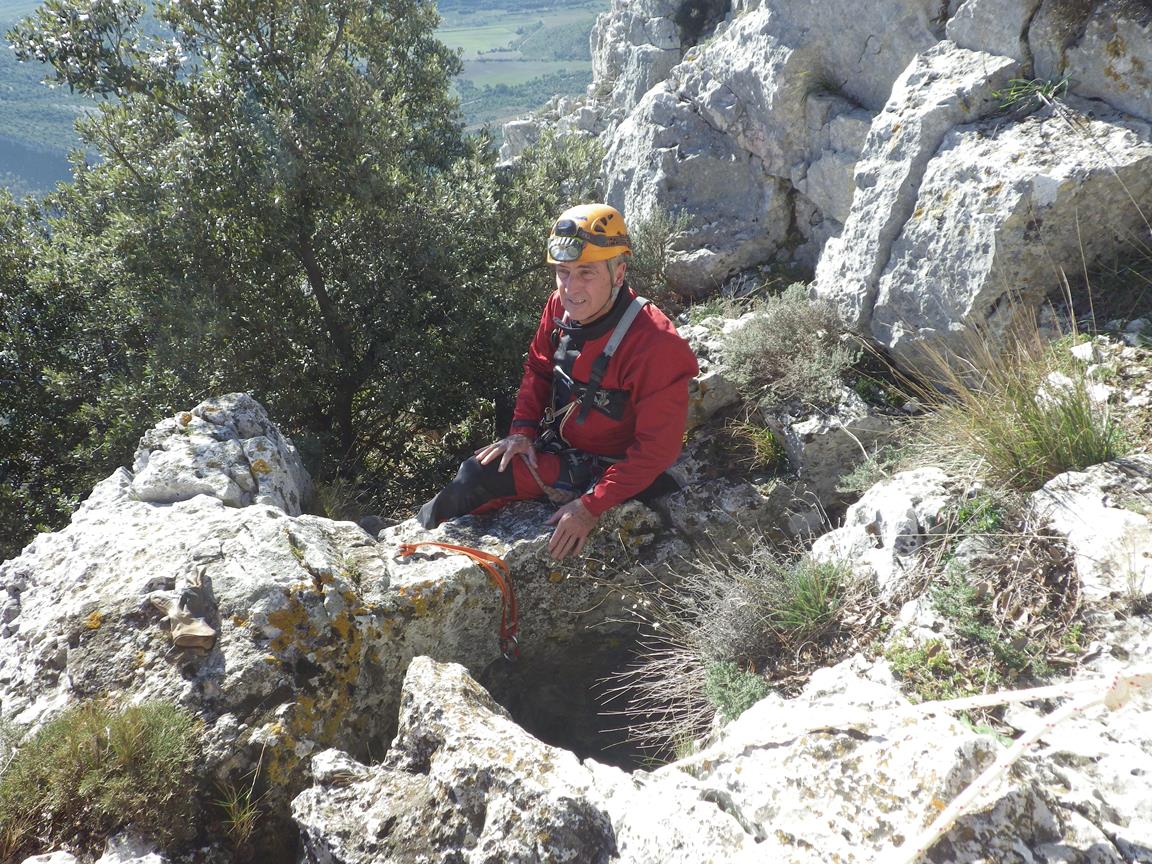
395;542;519;659
575;295;649;425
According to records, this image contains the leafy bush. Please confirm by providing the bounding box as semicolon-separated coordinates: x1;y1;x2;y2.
0;701;202;859
704;661;770;721
911;320;1126;492
723;282;858;408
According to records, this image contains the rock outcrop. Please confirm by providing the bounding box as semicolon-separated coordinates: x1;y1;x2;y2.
0;395;686;850
294;649;1152;864
509;0;1152;374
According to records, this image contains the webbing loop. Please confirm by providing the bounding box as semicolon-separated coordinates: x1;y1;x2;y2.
395;542;520;659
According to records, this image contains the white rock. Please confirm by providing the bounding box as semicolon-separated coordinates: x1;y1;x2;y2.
871;98;1152;370
1030;455;1152;601
95;834;167;864
811;467;961;593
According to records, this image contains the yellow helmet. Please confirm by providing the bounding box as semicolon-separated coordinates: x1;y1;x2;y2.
546;203;632;264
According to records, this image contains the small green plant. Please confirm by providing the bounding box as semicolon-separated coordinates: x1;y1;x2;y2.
953;492;1006;536
885;640;988;702
0;701;202;859
687;295;740;324
216;748;265;849
723;282;859;408
704;661;771;721
766;558;846;643
992;76;1069;111
727;419;789;472
836;444;907;494
626;209;693;309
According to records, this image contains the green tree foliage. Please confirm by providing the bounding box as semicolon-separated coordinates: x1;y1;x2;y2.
0;0;604;557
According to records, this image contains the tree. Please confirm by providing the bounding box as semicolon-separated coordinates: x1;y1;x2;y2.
3;0;604;541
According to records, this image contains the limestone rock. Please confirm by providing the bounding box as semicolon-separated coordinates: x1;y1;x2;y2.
604;0;942;292
130;393;311;514
292;656;764;863
1032;0;1152;123
813;43;1020;333
1030;454;1152;601
946;0;1037;63
764;388;899;511
498;118;542;163
590;0;685;120
0;397;682;845
603;83;789;295
810;467;963;594
294;655;1148;863
872;98;1152;370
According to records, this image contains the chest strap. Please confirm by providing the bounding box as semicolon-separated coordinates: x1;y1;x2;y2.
572;295;649;425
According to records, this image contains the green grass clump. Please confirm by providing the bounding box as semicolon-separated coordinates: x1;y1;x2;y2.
704;661;771;721
885;640;986;702
723;282;859;408
0;701;202;859
913;321;1126;492
607;545;862;754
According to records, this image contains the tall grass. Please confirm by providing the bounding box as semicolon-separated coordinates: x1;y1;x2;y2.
910;321;1126;491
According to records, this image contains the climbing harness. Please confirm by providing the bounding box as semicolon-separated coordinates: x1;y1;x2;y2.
545;294;649;449
395;542;519;660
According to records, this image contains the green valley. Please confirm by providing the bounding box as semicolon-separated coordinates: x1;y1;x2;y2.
0;0;605;196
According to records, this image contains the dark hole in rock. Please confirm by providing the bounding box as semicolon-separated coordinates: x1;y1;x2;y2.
674;0;731;49
478;630;651;772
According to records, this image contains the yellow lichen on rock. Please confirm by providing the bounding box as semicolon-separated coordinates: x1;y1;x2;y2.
250;458;273;475
84;610;104;630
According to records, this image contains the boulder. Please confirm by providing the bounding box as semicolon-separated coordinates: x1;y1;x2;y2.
603;83;789;295
1030;454;1152;602
1031;0;1152;124
0;396;682;838
871;98;1152;371
130;393;311;514
810;467;964;594
763;388;899;511
497;118;542;163
294;653;1150;863
602;0;943;291
812;43;1020;333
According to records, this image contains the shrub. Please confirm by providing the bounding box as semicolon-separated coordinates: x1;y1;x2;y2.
0;701;202;859
704;661;771;721
625;209;692;311
723;282;858;408
911;319;1126;492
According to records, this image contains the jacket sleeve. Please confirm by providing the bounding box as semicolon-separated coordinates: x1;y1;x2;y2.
509;294;559;440
581;330;699;517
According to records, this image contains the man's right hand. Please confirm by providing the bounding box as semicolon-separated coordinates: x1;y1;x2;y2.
475;434;537;473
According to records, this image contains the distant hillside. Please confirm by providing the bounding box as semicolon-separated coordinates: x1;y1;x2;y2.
0;0;605;195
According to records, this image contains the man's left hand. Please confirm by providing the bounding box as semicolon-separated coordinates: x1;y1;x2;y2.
546;499;599;560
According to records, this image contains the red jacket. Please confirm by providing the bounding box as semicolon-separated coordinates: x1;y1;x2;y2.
510;287;699;517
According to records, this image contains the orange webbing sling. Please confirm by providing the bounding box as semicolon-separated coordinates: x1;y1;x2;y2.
395;542;519;659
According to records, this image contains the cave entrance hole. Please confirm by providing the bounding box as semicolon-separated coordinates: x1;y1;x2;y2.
478;628;660;772
674;0;731;48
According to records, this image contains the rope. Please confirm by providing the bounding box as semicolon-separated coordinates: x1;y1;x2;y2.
395;541;519;659
887;667;1152;864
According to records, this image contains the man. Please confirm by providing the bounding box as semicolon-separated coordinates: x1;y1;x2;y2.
417;203;699;559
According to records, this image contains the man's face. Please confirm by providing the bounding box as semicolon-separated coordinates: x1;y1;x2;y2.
554;259;625;324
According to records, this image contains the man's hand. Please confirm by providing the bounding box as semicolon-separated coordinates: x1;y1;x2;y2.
475;434;537;473
546;498;598;560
